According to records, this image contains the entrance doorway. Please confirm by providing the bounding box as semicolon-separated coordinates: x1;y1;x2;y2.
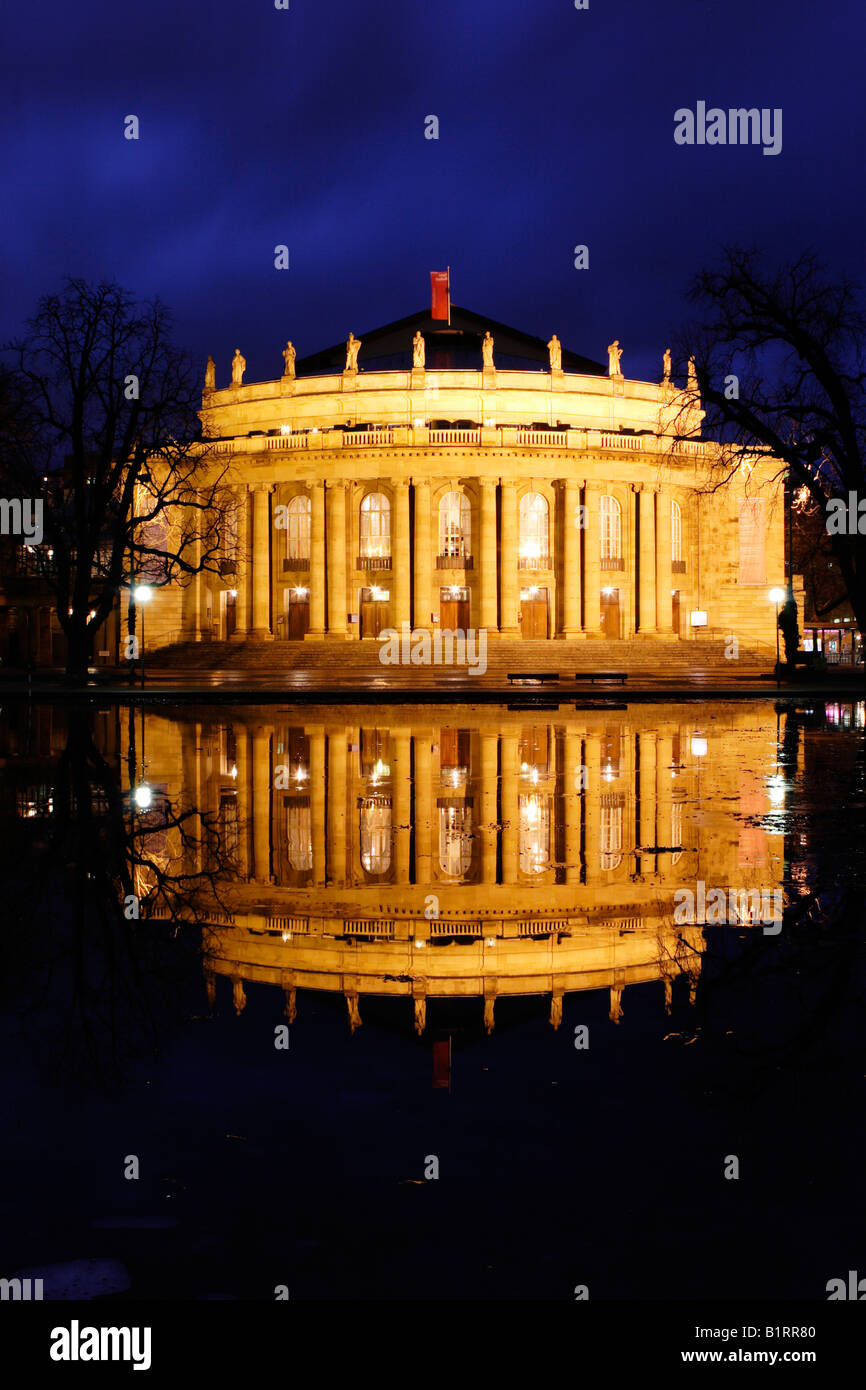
601;587;621;639
286;586;310;641
439;586;470;632
360;586;390;638
519;586;549;639
219;590;237;641
671;590;681;637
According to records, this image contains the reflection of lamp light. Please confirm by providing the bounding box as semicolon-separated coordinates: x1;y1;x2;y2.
767;775;785;805
690;610;707;627
413;418;424;428
133;784;152;809
414;938;426;948
690;736;707;757
280;424;291;435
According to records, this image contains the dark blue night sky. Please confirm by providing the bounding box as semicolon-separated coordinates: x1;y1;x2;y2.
2;0;863;384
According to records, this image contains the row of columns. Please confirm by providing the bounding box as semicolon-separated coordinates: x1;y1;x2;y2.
222;479;680;642
235;725;681;888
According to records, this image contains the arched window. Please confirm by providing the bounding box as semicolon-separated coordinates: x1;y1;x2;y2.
360;492;391;559
519;793;551;874
438;805;473;876
600;800;623;870
671;499;682;564
287;494;311;561
519;492;549;567
360;797;391;873
439;492;471;558
600;495;621;561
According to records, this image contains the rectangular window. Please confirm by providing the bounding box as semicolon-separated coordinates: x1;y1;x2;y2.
738;499;766;584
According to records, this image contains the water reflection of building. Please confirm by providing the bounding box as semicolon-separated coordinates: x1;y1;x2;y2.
128;704;787;1035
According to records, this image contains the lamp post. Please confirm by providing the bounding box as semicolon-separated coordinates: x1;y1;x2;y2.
133;584;152;688
769;587;785;683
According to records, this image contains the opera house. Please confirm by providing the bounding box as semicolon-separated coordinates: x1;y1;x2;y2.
141;303;786;658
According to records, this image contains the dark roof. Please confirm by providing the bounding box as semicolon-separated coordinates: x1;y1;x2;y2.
294;304;606;378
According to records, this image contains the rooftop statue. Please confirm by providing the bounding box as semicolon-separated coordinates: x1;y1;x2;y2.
547;334;562;372
662;347;672;383
231;348;246;386
204;355;216;392
482;331;494;368
345;333;361;372
687;355;699;392
607;340;623;377
412;330;425;368
282;340;296;379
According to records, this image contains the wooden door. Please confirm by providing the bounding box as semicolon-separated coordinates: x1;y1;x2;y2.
221;590;237;640
360;588;389;638
520;588;548;638
287;591;310;640
439;588;469;632
601;589;620;639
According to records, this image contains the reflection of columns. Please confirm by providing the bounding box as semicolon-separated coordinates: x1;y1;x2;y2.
235;725;250;879
309;729;326;884
483;982;497;1034
583;483;601;633
656;732;674;878
307;481;326;637
252;725;272;884
412;979;427;1036
656;490;673;634
479;480;498;632
232;976;247;1016
413;478;432;630
501;731;520;884
393;728;411;883
549;992;563;1029
231;488;250;639
564;730;582;885
638;730;657;872
479;731;500;884
393;482;411;633
326;481;347;637
413;730;433;885
560;479;582;638
327;728;347;885
584;734;601;882
346;992;362;1033
638;487;658;633
499;480;519;636
250;485;274;640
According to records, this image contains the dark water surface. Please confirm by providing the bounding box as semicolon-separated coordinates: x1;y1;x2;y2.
1;698;864;1300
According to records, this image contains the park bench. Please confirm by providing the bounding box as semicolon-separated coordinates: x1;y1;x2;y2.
506;671;559;685
574;671;628;684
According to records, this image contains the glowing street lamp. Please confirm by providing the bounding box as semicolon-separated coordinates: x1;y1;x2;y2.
133;583;152;688
133;783;152;810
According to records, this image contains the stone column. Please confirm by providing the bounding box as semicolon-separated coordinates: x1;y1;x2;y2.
306;481;326;638
583;482;601;634
250;485;274;640
251;724;272;884
638;729;657;874
309;728;326;884
413;730;433;886
230;487;249;640
327;727;347;885
584;733;601;882
479;730;500;885
326;481;348;638
499;480;519;636
234;724;250;879
393;481;411;634
501;731;520;884
413;478;432;630
479;479;498;633
560;479;582;638
564;729;583;885
638;486;658;633
656;490;673;634
393;727;411;883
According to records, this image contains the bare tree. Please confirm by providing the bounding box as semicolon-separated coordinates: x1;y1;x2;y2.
670;247;866;637
0;279;229;679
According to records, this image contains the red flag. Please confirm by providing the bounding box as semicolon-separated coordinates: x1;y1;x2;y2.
430;270;449;321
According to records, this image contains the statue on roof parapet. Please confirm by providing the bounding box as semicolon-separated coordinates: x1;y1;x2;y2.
231;348;246;386
204;355;215;393
282;341;296;379
482;331;494;369
345;333;361;373
547;334;562;372
412;330;425;369
607;340;623;377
